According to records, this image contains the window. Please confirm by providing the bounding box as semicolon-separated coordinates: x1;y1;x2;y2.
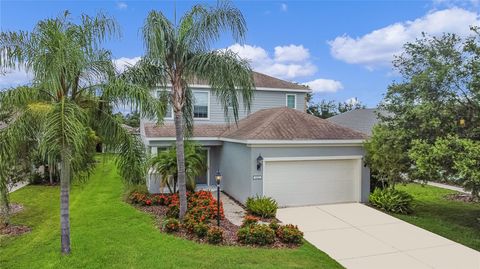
286;94;296;109
193;91;209;119
157;90;173;119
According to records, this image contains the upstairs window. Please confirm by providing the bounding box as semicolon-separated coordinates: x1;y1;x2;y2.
286;94;296;109
193;91;209;119
157;90;173;119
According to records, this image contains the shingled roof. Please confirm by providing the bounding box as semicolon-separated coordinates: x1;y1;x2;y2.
188;71;309;91
144;123;227;138
144;107;367;140
222;107;367;140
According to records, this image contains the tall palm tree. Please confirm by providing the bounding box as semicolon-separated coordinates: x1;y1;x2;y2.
0;11;162;254
131;1;255;218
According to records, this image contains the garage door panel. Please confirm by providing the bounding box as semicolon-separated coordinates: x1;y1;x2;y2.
264;159;359;207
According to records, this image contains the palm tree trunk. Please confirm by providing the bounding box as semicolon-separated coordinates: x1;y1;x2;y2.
60;150;71;254
49;162;54;185
0;181;9;228
174;110;187;219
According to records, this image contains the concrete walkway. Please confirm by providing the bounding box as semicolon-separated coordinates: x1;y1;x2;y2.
418;181;469;194
8;181;29;193
278;203;480;269
212;191;245;226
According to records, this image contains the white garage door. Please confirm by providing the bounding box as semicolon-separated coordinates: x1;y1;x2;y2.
263;158;361;207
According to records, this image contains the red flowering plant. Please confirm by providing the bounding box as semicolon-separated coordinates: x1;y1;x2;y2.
151;194;168;206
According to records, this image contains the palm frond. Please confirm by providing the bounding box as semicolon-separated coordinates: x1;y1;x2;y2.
94;108;146;184
143;11;175;62
179;1;247;52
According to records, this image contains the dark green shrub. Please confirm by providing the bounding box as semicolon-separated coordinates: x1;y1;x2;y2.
194;222;209;238
369;188;413;214
237;224;275;246
166;204;180;218
246;196;278;218
276;224;303;245
162;218;180;233
207;226;223;244
269;220;280;231
241;215;259;227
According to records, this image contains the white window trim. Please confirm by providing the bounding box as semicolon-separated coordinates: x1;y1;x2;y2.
286;94;296;109
193;90;210;120
156;89;174;120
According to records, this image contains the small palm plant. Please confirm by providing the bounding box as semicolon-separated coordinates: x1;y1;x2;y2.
148;141;206;193
0;11;162;254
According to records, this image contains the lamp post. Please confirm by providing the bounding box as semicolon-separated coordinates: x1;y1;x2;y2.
215;170;222;227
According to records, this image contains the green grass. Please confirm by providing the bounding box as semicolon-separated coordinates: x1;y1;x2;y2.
393;183;480;251
0;157;342;269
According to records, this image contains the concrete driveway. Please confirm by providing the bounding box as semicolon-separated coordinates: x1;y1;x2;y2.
277;203;480;269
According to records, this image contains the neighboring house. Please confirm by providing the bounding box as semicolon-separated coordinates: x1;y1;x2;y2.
141;72;370;207
327;108;389;136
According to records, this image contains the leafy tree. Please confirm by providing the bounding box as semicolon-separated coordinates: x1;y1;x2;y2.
370;29;480;188
0;12;160;253
148;141;206;193
127;1;254;218
410;136;480;199
306;93;366;119
365;125;410;188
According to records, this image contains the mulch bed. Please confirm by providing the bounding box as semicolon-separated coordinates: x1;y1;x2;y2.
136;204;299;248
0;225;31;236
445;193;479;203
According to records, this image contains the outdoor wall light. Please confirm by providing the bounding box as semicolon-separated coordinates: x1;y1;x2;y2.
256;154;263;171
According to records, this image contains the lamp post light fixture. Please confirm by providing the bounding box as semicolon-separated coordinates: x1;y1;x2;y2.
256;154;263;171
215;170;222;227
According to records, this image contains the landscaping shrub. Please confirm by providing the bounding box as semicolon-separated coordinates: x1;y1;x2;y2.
237;224;275;246
166;204;180;218
276;224;303;245
194;222;209;238
151;194;169;206
246;196;278;218
128;192;150;205
207;226;223;244
182;216;197;233
241;215;259;227
269;220;280;231
162;218;180;233
369;188;413;214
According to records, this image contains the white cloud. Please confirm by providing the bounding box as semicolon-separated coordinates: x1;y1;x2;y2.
303;78;343;93
345;97;360;105
117;2;128;10
113;56;141;73
227;44;316;79
281;3;288;12
0;68;32;88
274;45;310;62
329;8;480;69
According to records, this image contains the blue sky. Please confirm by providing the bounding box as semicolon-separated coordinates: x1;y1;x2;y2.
1;0;480;107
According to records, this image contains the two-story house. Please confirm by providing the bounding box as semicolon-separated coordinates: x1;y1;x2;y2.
140;72;370;207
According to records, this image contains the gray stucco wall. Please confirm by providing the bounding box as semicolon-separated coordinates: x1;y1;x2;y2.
142;88;307;125
249;146;370;203
218;142;252;203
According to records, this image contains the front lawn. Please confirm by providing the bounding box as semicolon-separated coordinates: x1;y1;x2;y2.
393;183;480;251
0;157;342;269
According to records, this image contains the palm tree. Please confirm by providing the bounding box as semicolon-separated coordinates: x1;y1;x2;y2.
148;141;206;193
131;1;255;218
0;11;162;254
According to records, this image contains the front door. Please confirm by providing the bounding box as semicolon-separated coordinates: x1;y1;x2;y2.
194;148;209;185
